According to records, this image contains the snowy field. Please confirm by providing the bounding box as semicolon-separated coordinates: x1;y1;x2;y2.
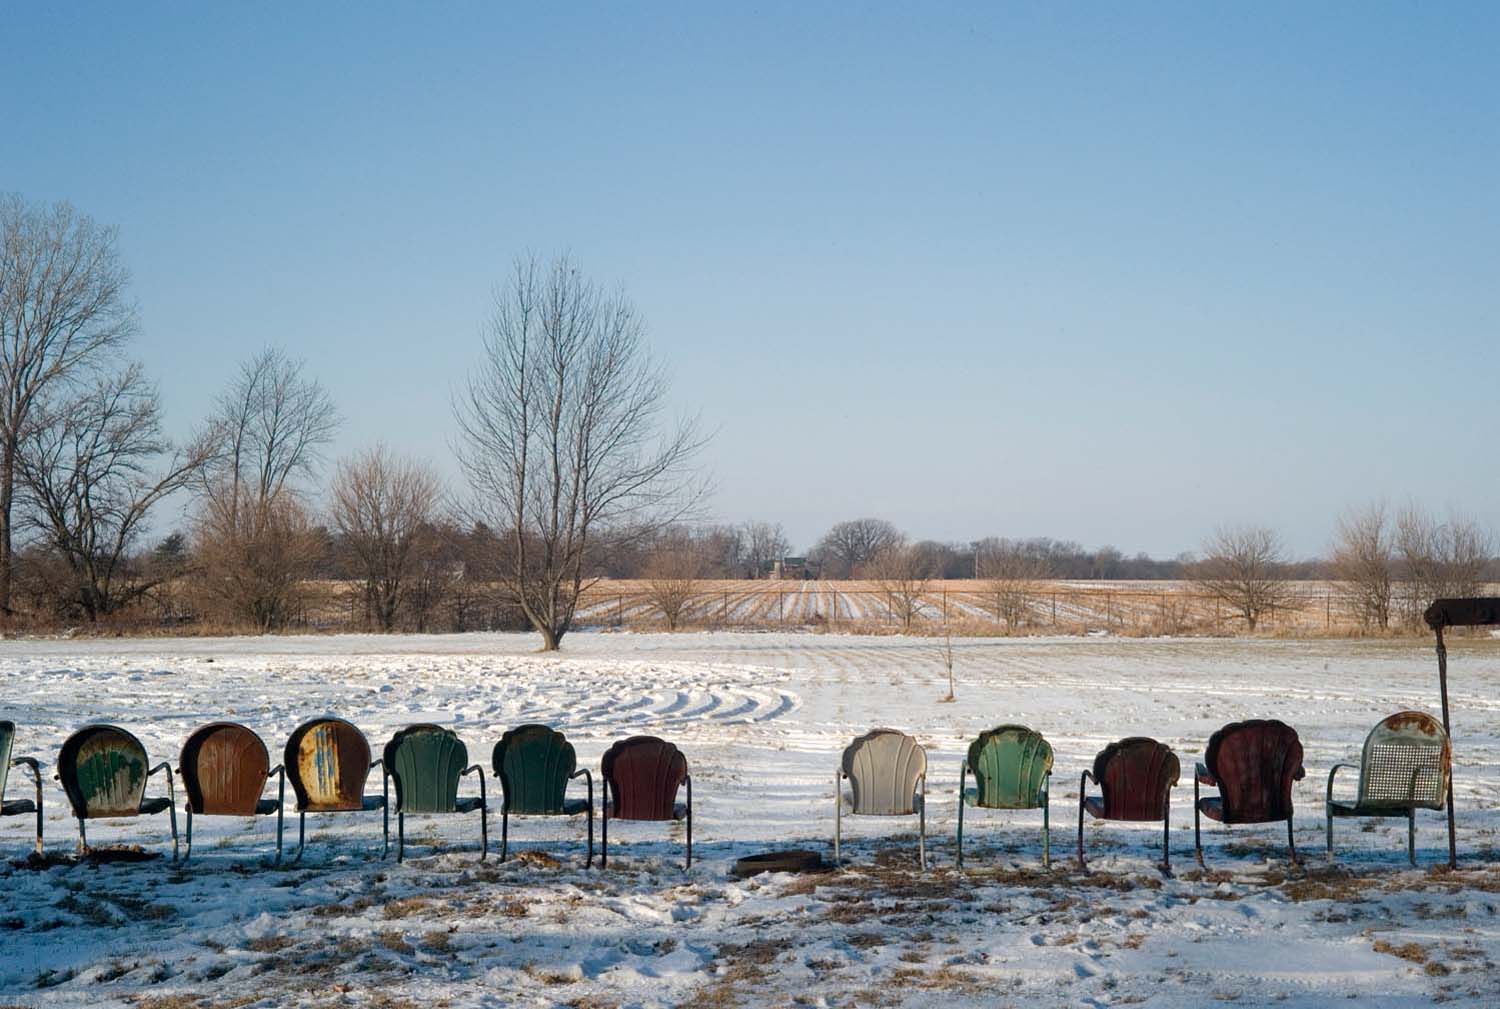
4;631;1500;1008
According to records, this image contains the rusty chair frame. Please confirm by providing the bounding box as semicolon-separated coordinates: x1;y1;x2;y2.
0;721;43;856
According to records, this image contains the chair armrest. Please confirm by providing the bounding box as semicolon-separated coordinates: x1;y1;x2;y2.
1293;765;1306;781
569;767;593;812
1326;762;1357;803
461;764;487;809
369;758;384;773
11;756;41;797
147;761;176;805
1194;762;1215;787
1037;770;1051;805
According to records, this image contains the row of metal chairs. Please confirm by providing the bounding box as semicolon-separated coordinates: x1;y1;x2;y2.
836;712;1452;871
2;711;1451;871
0;719;691;867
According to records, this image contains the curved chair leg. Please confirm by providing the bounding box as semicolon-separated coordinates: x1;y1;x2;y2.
500;807;509;862
685;776;693;870
479;805;488;862
1076;778;1087;870
1042;791;1051;870
586;795;595;869
396;811;406;863
184;807;194;865
956;793;965;870
294;811;307;864
77;818;88;856
833;771;842;867
1407;808;1416;866
1160;789;1171;874
601;803;608;869
1193;777;1203;867
917;777;926;870
1287;813;1299;865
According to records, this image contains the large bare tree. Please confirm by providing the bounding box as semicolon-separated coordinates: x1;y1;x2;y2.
1331;503;1394;631
868;539;931;631
0;195;137;613
740;520;790;578
454;255;705;650
330;445;444;631
1191;525;1293;632
978;540;1049;629
194;347;338;629
815;517;901;579
16;364;215;619
1394;506;1493;626
642;533;704;631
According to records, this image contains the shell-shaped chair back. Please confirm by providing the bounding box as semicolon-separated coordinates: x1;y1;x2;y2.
385;724;468;813
968;725;1053;809
1358;711;1450;810
842;729;927;815
602;735;687;821
180;722;271;815
285;717;373;812
0;721;13;799
59;724;150;819
493;724;577;815
1092;737;1180;821
1204;719;1302;823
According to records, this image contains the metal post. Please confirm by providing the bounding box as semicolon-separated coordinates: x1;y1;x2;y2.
1436;626;1457;869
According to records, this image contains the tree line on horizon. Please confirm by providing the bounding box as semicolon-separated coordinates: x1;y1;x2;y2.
3;195;1494;645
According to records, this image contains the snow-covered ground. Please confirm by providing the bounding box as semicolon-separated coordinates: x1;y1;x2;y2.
4;631;1500;1007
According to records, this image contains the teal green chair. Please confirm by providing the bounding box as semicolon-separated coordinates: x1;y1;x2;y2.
0;721;43;856
57;724;178;859
957;725;1054;868
492;724;593;865
383;725;487;862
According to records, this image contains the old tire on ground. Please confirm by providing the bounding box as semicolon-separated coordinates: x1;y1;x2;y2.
730;849;825;878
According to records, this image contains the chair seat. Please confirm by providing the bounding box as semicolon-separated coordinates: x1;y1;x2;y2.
1328;799;1431;818
255;798;281;816
454;797;485;814
963;787;1037;810
844;791;922;816
1084;796;1166;822
138;797;173;816
605;801;686;821
1197;797;1287;825
1;799;36;816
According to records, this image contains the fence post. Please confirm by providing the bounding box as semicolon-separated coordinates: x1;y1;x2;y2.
1325;590;1331;629
1051;593;1057;626
723;591;729;625
779;592;784;624
942;588;948;621
617;595;624;627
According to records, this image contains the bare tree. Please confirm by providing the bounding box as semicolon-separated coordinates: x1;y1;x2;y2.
1190;525;1293;632
16;364;215;620
643;535;704;631
1331;503;1394;631
194;347;338;629
454;254;705;651
331;445;444;632
868;539;931;631
0;195;137;613
741;520;790;578
815;517;902;579
979;543;1049;629
1395;506;1493;626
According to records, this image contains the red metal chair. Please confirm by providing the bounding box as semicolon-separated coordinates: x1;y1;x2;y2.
600;735;690;869
1194;719;1304;866
1077;736;1179;870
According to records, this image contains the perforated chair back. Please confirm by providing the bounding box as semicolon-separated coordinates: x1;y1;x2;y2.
1357;711;1450;811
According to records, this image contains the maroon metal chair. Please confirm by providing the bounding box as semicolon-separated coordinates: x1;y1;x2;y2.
600;735;690;869
179;721;286;864
1194;719;1304;866
1077;737;1180;870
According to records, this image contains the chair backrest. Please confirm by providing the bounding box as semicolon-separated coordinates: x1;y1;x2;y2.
284;717;373;812
1091;737;1179;821
180;722;271;815
493;723;577;815
0;721;13;801
601;735;687;821
967;725;1053;809
385;724;468;813
59;724;151;819
1358;711;1450;810
1203;719;1302;823
842;729;926;815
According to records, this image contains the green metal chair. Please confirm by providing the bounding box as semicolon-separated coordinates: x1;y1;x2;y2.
178;721;285;864
956;725;1053;868
284;716;387;862
0;721;43;856
56;724;178;860
384;724;487;862
492;724;593;865
1327;711;1450;865
835;728;927;868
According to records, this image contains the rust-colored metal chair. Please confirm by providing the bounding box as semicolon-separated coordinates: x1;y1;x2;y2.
57;724;178;859
836;729;928;868
284;717;387;862
600;736;690;869
0;721;43;856
1193;719;1304;866
178;722;285;864
1327;711;1451;865
1077;736;1179;870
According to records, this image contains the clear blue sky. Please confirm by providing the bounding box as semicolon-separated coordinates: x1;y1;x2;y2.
6;4;1497;557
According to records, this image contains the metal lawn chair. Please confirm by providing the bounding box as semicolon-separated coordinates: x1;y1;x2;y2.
0;721;43;856
57;724;178;859
1194;719;1304;866
957;725;1053;868
1326;711;1449;866
283;717;387;862
179;721;285;863
492;723;593;865
836;728;927;868
1077;736;1179;871
384;724;487;862
600;735;690;869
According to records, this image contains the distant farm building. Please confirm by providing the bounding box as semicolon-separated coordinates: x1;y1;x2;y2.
767;556;818;580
